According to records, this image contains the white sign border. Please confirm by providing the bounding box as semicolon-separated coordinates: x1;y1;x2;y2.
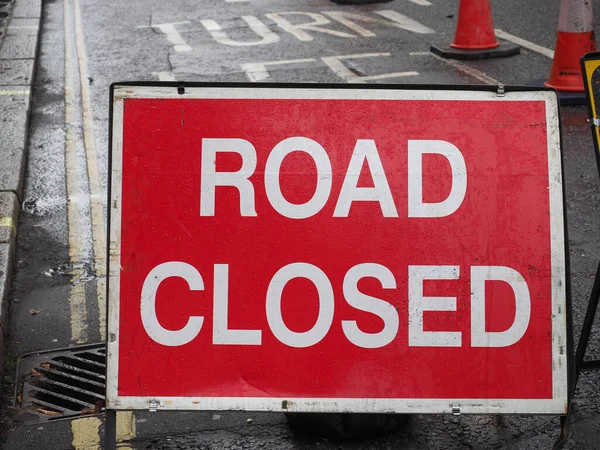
107;86;567;414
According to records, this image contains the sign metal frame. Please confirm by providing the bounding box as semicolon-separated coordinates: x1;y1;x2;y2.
106;82;570;415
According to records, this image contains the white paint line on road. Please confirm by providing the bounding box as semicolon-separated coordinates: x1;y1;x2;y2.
241;58;317;82
322;11;377;37
201;16;279;46
0;90;30;95
322;52;419;83
137;22;192;52
265;12;356;41
7;25;39;29
410;51;500;85
226;0;248;2
0;217;16;235
64;0;88;345
358;71;420;82
495;29;554;59
374;10;434;34
152;71;176;81
74;0;107;341
405;0;432;5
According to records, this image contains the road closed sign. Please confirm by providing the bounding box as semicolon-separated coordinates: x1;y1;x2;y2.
107;84;568;414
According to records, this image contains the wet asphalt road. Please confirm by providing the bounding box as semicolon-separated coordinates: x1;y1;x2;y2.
3;0;600;448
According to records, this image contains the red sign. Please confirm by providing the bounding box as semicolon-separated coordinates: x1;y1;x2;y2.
107;86;567;414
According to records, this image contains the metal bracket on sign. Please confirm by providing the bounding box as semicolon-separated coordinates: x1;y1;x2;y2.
496;85;505;97
149;399;159;412
592;117;600;127
451;404;461;416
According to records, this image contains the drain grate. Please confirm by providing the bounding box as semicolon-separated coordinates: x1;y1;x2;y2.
15;343;106;423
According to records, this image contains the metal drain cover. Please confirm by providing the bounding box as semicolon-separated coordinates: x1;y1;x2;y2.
15;343;106;424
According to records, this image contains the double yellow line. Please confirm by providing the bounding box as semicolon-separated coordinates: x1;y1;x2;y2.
63;0;128;446
63;0;106;345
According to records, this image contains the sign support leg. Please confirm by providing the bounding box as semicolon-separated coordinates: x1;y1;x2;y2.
553;259;600;449
574;260;600;378
105;409;117;450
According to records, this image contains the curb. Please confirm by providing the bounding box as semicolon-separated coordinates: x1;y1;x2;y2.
0;0;42;374
0;191;18;372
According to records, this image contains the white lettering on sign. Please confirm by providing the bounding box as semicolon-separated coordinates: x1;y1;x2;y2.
140;263;532;349
407;140;467;218
408;265;461;347
213;264;262;345
141;262;205;346
264;137;333;219
200;137;466;218
137;137;530;350
341;263;399;348
200;138;258;217
470;266;531;347
333;139;398;217
266;263;335;348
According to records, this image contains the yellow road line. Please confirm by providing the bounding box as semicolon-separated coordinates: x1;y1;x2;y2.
73;0;107;341
0;90;30;95
72;416;102;450
64;0;88;344
0;217;16;235
117;411;136;447
71;412;135;449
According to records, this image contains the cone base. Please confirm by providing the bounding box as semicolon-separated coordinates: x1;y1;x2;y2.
528;79;587;106
430;42;520;61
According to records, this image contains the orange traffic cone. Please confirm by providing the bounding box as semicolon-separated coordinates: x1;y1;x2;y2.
545;0;597;92
431;0;519;60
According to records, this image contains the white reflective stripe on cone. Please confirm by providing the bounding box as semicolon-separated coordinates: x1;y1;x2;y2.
558;0;594;33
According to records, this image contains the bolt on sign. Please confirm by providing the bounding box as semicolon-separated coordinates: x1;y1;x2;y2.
582;52;600;158
107;84;568;414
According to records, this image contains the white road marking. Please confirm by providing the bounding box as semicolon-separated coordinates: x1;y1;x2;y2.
137;22;192;52
200;16;279;46
265;12;356;41
73;0;107;341
322;53;419;83
410;51;500;85
322;11;377;37
405;0;431;5
198;9;435;46
323;10;435;36
242;53;421;83
374;10;434;34
64;0;88;344
7;25;39;29
0;90;30;95
241;58;317;82
495;29;554;58
152;71;176;81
